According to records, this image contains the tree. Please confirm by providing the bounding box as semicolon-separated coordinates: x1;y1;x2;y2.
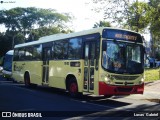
148;0;160;57
93;21;111;28
91;0;150;32
149;0;160;36
27;26;70;41
92;0;132;28
126;2;151;32
0;7;71;33
0;33;12;56
0;7;73;56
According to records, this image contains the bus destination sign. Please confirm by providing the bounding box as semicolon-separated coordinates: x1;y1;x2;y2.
115;34;137;41
102;29;142;43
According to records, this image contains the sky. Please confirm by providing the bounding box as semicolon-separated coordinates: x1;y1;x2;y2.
0;0;150;41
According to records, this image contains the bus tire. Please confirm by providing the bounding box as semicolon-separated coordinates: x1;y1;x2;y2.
24;73;31;87
67;78;80;97
104;95;112;98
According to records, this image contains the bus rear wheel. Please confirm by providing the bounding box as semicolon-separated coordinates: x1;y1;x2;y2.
24;73;31;87
68;78;80;97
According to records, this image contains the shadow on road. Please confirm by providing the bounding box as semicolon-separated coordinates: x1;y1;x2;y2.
18;84;131;108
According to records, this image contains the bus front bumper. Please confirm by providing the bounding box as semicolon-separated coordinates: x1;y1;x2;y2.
99;82;144;96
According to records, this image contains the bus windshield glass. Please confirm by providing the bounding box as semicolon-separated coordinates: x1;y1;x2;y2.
102;40;144;74
3;54;13;71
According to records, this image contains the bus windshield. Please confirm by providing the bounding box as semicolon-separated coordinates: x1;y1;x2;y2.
3;54;13;72
102;40;144;74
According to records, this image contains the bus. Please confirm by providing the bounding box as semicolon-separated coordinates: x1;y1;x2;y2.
2;50;13;79
12;27;145;97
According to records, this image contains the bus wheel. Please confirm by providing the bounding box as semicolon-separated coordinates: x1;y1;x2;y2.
104;95;112;98
24;73;31;87
68;78;79;97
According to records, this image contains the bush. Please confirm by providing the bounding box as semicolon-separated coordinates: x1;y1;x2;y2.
145;68;160;81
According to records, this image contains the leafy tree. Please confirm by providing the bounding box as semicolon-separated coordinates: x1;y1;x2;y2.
0;7;71;35
126;2;151;32
149;0;160;36
0;7;71;34
0;33;12;56
92;0;150;32
93;21;111;28
0;7;73;56
147;0;160;57
92;0;131;28
27;26;68;41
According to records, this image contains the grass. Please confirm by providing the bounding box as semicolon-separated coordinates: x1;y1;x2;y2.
145;68;160;82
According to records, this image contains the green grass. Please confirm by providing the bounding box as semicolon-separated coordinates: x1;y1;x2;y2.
145;68;160;82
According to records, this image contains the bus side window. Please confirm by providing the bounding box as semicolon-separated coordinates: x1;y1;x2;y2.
54;40;68;59
13;49;19;61
25;47;33;60
18;48;25;61
68;38;82;59
33;45;42;60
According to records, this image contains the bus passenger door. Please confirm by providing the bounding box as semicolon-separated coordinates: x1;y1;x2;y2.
83;41;96;93
42;47;52;85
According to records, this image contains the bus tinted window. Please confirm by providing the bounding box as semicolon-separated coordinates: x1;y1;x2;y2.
33;45;42;60
54;40;68;59
68;38;82;59
18;48;25;61
25;47;33;60
13;49;19;61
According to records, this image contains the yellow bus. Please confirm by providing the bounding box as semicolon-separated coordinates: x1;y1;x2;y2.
12;27;145;97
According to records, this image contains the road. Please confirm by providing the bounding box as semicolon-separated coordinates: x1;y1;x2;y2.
0;75;160;120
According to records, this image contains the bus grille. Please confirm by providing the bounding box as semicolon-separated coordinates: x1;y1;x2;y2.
117;87;133;92
111;75;139;80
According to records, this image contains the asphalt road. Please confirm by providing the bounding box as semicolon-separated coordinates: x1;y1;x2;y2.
0;75;160;120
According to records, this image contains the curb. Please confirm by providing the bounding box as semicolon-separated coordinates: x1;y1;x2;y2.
144;80;160;86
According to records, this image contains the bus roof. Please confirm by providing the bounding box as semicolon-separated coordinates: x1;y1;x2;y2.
14;27;141;48
6;50;14;55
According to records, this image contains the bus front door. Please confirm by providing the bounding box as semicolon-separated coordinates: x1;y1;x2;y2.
42;47;52;85
84;41;96;93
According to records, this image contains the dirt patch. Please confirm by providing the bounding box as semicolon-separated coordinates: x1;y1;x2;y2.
145;99;160;103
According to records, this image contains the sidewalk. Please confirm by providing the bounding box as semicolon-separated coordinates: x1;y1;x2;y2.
125;80;160;101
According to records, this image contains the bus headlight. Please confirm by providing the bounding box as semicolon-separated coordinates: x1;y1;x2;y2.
104;77;108;81
101;74;111;83
139;77;144;84
141;78;144;82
